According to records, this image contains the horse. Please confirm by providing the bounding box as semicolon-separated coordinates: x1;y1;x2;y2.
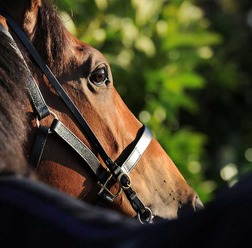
0;21;139;246
0;0;203;223
1;3;252;248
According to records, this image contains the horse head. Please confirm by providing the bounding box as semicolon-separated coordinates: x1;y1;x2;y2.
0;0;203;222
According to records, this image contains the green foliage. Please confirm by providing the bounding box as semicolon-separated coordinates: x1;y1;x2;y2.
58;0;252;203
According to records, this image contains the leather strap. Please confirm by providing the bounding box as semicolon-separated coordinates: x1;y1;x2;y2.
26;74;50;120
29;125;49;168
0;22;50;119
50;119;120;203
121;126;152;173
50;119;111;184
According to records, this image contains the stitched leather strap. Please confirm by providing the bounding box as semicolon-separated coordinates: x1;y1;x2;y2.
50;119;111;184
0;22;50;119
50;119;118;203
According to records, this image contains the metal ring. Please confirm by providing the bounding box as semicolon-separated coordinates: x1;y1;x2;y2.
118;172;131;189
35;110;58;128
137;207;153;224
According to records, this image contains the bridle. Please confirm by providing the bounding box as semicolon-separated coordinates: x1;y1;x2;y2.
0;7;154;224
0;9;154;224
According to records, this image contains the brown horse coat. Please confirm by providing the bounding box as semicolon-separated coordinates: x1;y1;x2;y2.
0;0;203;220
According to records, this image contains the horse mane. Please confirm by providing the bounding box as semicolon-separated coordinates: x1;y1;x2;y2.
0;26;34;177
0;0;67;176
32;0;67;75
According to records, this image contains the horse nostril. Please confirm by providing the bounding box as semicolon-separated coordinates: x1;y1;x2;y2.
177;194;204;218
193;195;204;212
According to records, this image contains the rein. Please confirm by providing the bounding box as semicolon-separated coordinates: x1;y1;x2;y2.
0;7;154;224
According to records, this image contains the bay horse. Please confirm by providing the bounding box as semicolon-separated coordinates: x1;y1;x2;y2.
0;0;203;223
1;4;252;248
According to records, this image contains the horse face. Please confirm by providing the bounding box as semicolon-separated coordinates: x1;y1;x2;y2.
0;0;203;220
58;42;204;218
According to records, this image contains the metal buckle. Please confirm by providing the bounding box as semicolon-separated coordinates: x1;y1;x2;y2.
118;172;131;189
36;110;58;134
137;207;154;224
98;173;122;202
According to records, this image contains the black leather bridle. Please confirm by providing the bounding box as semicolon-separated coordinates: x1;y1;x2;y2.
0;7;154;224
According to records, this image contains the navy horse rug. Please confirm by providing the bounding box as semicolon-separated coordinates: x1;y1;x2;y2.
1;173;252;247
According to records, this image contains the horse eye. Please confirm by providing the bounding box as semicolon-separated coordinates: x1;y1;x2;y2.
90;67;109;86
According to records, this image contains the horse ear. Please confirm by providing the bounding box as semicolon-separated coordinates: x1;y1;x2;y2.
0;0;41;39
23;0;42;39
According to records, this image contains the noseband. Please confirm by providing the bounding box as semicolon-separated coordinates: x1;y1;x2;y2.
0;7;154;224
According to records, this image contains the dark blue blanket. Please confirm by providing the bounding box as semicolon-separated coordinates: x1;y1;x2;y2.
0;176;141;247
1;173;252;247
